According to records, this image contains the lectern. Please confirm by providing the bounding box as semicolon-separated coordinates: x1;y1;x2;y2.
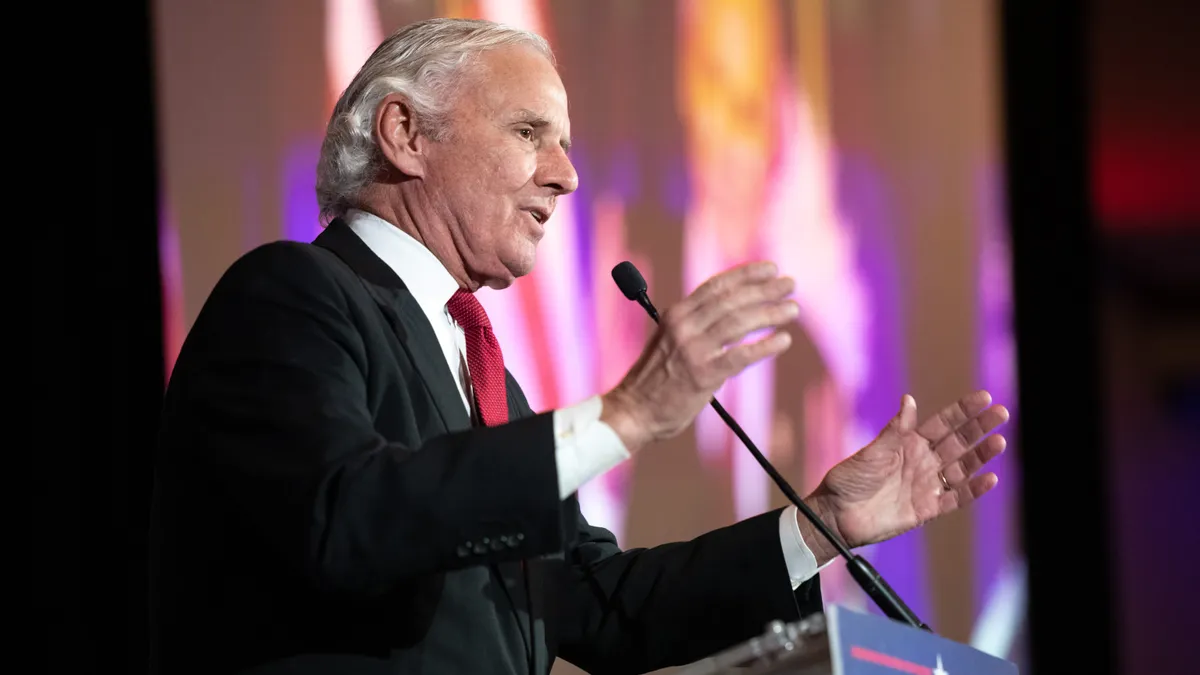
678;605;1018;674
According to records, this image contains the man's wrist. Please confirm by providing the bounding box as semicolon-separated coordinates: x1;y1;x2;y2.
599;390;651;454
798;490;844;567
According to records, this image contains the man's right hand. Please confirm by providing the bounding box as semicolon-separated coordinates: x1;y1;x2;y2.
600;261;797;454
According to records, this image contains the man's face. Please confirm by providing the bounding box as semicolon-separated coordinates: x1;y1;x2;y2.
421;45;578;289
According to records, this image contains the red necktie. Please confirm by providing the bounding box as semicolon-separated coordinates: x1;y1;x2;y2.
446;289;509;427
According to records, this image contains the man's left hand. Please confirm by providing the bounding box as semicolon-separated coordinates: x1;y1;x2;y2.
804;391;1009;563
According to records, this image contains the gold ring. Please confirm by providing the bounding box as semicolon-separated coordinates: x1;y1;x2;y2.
938;470;953;493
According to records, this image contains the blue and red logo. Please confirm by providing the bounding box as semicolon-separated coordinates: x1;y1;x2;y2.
850;647;950;675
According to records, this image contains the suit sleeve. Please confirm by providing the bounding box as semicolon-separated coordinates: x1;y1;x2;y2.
553;502;823;675
159;242;563;595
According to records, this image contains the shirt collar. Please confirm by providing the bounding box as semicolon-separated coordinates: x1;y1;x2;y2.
344;208;461;316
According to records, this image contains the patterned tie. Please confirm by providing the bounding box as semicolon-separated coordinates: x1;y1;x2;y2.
446;289;509;426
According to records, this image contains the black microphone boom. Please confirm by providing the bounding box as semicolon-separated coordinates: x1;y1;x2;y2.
611;260;932;632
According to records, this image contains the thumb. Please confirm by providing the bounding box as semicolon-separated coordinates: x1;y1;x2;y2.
889;394;917;433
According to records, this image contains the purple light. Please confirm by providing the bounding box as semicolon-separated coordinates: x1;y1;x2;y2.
972;161;1023;651
837;151;932;624
282;138;323;243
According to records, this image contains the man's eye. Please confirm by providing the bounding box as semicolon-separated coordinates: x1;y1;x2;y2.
518;128;533;140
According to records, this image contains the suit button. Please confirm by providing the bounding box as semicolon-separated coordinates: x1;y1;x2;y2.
472;542;488;555
456;545;470;558
515;533;525;542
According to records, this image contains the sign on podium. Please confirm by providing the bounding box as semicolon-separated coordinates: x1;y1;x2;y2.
678;605;1018;675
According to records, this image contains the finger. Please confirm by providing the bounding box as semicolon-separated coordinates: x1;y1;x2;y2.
880;394;918;436
684;276;795;339
940;433;1006;484
916;390;993;445
684;261;781;312
705;298;799;347
711;329;792;378
893;394;918;433
932;403;1010;465
937;472;999;514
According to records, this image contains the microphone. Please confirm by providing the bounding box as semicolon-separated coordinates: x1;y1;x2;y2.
611;260;932;632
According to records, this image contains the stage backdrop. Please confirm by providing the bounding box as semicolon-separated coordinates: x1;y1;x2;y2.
154;0;1024;671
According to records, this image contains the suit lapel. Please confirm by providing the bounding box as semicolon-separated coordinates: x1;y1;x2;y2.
313;219;472;433
388;288;473;433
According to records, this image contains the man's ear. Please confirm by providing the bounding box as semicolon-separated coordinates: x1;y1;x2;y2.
375;93;429;178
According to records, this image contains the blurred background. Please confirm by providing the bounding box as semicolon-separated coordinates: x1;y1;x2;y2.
43;0;1196;674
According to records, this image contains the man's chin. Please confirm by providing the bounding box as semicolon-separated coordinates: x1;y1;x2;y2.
507;245;538;278
483;254;536;290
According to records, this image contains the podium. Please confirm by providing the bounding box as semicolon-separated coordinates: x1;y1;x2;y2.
678;605;1018;674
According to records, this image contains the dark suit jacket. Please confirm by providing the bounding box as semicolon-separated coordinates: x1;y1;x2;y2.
148;219;822;675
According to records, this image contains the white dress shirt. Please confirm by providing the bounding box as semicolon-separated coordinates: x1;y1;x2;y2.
345;209;829;589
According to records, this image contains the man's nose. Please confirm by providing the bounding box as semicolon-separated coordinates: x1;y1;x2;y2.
537;147;579;195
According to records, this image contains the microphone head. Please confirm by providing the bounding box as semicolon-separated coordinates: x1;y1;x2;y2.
611;261;648;300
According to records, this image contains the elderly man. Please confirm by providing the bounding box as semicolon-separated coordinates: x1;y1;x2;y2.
149;17;1008;675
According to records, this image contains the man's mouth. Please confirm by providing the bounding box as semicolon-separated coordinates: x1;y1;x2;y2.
524;207;550;225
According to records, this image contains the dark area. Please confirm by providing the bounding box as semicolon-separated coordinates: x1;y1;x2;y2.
36;3;164;673
999;2;1119;675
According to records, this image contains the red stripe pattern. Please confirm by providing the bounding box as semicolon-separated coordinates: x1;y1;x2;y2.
849;646;933;675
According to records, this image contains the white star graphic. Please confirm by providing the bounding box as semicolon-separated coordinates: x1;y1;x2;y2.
932;654;949;675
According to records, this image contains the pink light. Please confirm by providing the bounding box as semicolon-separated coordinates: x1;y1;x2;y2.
477;0;547;36
325;0;384;105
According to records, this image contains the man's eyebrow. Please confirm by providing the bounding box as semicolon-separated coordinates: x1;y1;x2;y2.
512;109;571;153
511;109;548;124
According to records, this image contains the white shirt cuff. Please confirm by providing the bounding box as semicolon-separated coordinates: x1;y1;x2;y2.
554;395;631;499
780;504;837;589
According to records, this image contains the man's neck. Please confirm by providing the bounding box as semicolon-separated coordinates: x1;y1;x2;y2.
353;194;478;292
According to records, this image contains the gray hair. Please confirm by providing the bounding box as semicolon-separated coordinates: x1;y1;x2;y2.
315;18;554;222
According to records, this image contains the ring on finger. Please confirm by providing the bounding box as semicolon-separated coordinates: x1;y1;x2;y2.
938;470;953;493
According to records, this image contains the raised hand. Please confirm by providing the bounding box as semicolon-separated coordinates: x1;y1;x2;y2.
601;261;797;453
805;391;1010;558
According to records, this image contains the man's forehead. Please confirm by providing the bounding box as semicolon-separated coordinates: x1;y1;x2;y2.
470;47;568;112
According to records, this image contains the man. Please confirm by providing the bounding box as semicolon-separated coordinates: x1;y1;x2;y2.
149;17;1009;675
